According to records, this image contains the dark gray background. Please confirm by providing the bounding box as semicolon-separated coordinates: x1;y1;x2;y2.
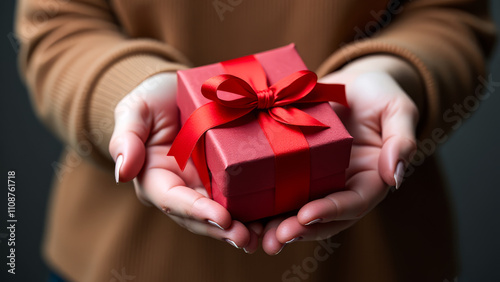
1;1;499;281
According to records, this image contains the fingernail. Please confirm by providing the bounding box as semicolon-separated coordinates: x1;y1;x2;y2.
274;244;286;255
208;220;225;230
305;218;322;226
275;237;301;255
286;237;301;244
243;247;250;254
394;161;405;189
115;155;123;184
224;239;240;249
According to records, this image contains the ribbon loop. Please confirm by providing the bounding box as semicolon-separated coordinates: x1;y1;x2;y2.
272;70;318;106
201;74;257;109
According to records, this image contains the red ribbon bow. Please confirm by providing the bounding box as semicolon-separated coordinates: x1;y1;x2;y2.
168;55;347;215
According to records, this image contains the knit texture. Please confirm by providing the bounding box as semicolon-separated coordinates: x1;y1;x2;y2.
15;0;495;281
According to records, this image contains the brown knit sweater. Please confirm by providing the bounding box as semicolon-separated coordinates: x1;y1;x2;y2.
15;0;495;281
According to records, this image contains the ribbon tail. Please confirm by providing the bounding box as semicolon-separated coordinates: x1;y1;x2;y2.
191;136;212;197
269;106;328;128
168;102;252;170
257;112;310;214
298;83;348;107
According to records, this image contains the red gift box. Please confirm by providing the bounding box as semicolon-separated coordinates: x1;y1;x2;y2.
169;44;352;222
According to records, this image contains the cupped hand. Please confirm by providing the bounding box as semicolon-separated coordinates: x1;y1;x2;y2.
261;56;421;255
108;73;258;253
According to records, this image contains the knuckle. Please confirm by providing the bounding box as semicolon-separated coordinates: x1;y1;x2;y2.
399;136;417;158
108;136;121;152
325;196;341;219
351;190;370;219
188;196;205;218
407;138;417;153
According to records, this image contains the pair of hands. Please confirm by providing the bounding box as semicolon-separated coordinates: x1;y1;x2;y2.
109;55;420;255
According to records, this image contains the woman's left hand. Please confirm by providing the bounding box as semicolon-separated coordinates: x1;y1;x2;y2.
259;56;422;255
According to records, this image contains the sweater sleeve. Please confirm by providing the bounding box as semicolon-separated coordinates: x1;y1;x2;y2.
15;0;190;165
316;0;496;138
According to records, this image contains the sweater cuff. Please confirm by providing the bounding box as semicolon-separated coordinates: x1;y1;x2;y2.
316;40;438;139
86;54;188;165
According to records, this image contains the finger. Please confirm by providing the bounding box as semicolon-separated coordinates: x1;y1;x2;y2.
132;146;203;206
168;215;250;250
132;178;152;206
241;221;264;254
246;221;264;237
242;225;260;254
109;96;151;183
379;97;418;188
143;145;203;188
109;73;178;183
276;216;357;242
297;170;388;224
274;216;305;243
261;217;287;255
138;167;233;230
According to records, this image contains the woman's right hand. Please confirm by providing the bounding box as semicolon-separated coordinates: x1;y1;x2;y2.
108;73;259;253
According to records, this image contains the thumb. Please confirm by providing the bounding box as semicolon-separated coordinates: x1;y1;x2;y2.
109;94;151;183
378;97;419;189
109;73;178;183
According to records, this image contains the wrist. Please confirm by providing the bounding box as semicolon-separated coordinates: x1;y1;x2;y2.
337;55;425;112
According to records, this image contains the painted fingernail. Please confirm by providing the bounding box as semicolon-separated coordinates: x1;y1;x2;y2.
394;161;405;189
115;155;123;184
224;239;240;249
243;247;250;254
208;220;225;230
286;237;301;244
305;218;322;226
275;237;301;255
274;244;286;255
